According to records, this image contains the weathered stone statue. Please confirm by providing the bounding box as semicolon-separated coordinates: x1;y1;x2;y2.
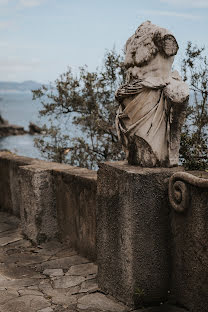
115;21;189;167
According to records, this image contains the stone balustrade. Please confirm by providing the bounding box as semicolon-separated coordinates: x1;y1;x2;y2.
0;151;207;311
0;151;97;261
169;171;208;312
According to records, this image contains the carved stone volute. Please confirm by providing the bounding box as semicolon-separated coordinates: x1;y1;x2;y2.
169;172;208;212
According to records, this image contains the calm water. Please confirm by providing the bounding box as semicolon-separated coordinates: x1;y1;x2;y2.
0;92;43;159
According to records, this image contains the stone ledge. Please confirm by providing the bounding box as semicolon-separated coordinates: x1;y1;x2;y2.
99;160;184;175
0;152;97;260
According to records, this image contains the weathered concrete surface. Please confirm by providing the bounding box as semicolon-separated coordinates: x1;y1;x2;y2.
0;152;35;215
53;167;97;261
169;171;208;312
18;164;58;244
0;152;97;259
0;211;128;312
97;161;184;307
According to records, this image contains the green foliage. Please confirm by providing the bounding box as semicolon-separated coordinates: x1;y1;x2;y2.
32;49;125;169
180;42;208;170
33;124;70;163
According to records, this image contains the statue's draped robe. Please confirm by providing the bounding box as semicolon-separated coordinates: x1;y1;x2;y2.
115;79;171;165
115;21;189;167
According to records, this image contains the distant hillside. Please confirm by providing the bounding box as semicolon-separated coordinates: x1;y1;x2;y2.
0;80;43;92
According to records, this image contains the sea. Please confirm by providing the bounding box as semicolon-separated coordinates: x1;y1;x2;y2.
0;92;44;159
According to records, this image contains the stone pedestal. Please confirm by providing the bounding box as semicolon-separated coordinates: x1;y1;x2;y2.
96;161;183;307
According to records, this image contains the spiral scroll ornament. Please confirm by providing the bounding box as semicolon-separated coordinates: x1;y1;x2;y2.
169;172;208;212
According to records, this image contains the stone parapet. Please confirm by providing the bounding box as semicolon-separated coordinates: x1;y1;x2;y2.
0;152;97;260
96;161;184;307
53;167;97;261
18;164;58;244
0;152;36;215
169;171;208;312
1;152;207;310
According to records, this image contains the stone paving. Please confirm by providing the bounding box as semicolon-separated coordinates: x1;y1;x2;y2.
0;212;186;312
0;212;129;312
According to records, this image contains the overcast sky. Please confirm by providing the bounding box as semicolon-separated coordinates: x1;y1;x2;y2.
1;0;208;83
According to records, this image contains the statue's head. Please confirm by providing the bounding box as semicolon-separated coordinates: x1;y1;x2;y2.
124;21;179;69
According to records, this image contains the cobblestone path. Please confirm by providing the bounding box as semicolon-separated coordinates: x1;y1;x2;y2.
0;212;129;312
0;212;186;312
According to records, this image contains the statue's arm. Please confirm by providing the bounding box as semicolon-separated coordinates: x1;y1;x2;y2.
164;72;189;104
163;71;189;166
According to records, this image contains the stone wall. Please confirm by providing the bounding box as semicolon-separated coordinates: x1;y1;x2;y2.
0;152;97;261
97;162;208;311
53;167;97;261
0;152;35;215
96;161;184;307
169;171;208;312
0;152;207;311
18;164;58;244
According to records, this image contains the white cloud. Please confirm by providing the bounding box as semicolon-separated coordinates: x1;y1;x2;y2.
18;0;46;8
139;10;200;20
160;0;208;8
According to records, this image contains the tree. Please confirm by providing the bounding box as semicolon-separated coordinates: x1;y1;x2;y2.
32;49;125;169
179;42;208;170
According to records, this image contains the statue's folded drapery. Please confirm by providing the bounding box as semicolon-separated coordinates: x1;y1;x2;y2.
115;77;181;167
115;21;189;167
